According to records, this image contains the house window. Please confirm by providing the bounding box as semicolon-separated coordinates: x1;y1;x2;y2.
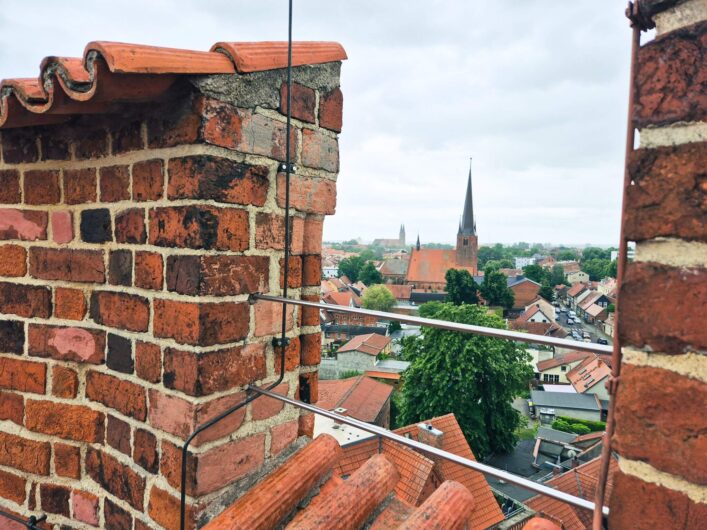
561;366;567;372
551;375;559;383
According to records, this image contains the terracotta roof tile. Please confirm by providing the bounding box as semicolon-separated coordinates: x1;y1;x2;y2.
337;333;391;356
318;376;393;422
567;357;611;393
382;283;413;300
536;351;594;372
323;290;361;307
525;456;618;530
1;40;346;129
566;283;588;298
406;249;476;285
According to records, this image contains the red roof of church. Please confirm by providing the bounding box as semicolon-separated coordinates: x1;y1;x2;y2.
405;248;475;285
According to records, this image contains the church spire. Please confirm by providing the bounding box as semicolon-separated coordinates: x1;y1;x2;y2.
416;233;420;251
460;158;476;236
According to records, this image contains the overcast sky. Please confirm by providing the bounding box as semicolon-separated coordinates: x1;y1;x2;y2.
0;1;634;245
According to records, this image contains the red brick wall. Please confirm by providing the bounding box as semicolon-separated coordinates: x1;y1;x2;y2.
0;65;342;529
511;280;540;310
609;5;706;527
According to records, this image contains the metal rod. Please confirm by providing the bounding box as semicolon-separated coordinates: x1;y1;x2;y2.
0;509;46;530
249;385;610;516
592;5;642;528
251;293;614;355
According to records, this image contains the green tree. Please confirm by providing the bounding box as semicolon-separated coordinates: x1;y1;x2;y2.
550;264;566;286
444;269;479;305
608;259;618;278
581;247;611;261
485;259;514;270
338;256;365;282
398;303;533;457
582;259;611;281
361;285;396;312
539;281;554;302
480;266;515;309
522;264;548;284
557;249;577;261
359;262;383;285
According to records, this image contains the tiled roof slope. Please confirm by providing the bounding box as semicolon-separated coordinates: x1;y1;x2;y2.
0;40;347;129
318;376;393;422
406;249;476;284
526;456;619;530
337;332;391;355
204;433;479;530
536;351;593;372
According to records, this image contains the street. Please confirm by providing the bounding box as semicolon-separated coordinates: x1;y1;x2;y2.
555;306;613;346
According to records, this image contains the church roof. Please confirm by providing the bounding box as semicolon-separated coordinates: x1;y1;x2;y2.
459;160;476;236
406;249;475;285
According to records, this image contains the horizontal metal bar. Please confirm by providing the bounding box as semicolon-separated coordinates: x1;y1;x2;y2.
251;293;613;355
249;385;609;516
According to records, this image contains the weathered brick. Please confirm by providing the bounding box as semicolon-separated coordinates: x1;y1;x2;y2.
302;217;324;254
29;248;105;283
72;125;109;160
135;341;161;383
28;324;105;364
302;128;338;172
634;21;707;127
255;213;304;252
148;485;196;530
161;433;266;495
280;82;316;123
112;120;144;154
115;208;146;244
40;484;71;516
280;255;302;288
153;299;249;346
168;155;269;206
280;336;301;372
38;129;70;161
64;168;97;204
201;99;297;161
0;390;23;425
609;471;707;529
51;211;74;244
149;205;249;251
0;356;46;393
0;282;51;318
0;170;20;203
277;173;336;215
166;254;269;296
300;293;320;327
107;333;134;374
0;468;26;504
299;371;319;404
54;443;81;479
134;251;163;290
0;209;48;240
319;87;343;132
614;364;706;484
133;428;158;473
270;419;299;456
52;365;78;398
254;300;295;337
619;263;706;353
99;165;130;202
24;170;60;205
0;129;38;163
86;448;145;510
86;371;146;421
108;249;133;286
251;383;288;421
54;288;87;320
163;343;266;396
0;432;50;474
80;209;112;243
0;320;25;354
105;497;134;529
71;490;99;526
132;158;164;201
147;97;201;148
300;332;321;366
26;400;104;443
106;414;131;456
90;291;150;332
148;389;246;445
302;254;322;286
626;143;707;242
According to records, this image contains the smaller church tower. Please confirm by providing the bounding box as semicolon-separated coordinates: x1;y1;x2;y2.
456;159;478;273
399;224;406;247
416;233;420;251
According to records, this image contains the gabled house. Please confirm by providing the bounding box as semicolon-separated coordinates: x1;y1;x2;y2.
577;291;611;323
567;356;611;401
516;304;554;324
507;276;542;312
536;351;595;384
566;270;590;285
566;283;588;310
523;297;556;322
383;283;413;302
530;390;603;424
379;258;410;284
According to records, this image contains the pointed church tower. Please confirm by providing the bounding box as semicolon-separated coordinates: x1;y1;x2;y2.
416;233;420;251
399;224;406;246
456;158;478;272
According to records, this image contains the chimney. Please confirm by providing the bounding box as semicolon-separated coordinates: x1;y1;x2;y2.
417;423;444;449
0;40;345;529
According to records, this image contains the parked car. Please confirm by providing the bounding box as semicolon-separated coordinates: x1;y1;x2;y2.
567;318;574;325
583;331;591;339
597;338;609;345
569;311;577;318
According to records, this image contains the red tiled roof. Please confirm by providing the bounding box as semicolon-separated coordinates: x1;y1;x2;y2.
567;283;588;298
515;304;552;323
573;431;605;443
383;283;413;300
406;249;475;285
364;370;402;381
317;376;393;423
578;292;602;310
323;290;361;307
536;351;594;372
561;261;581;274
567;357;611;393
0;40;347;129
526;456;619;530
585;304;607;318
509;321;568;339
337;333;391;356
